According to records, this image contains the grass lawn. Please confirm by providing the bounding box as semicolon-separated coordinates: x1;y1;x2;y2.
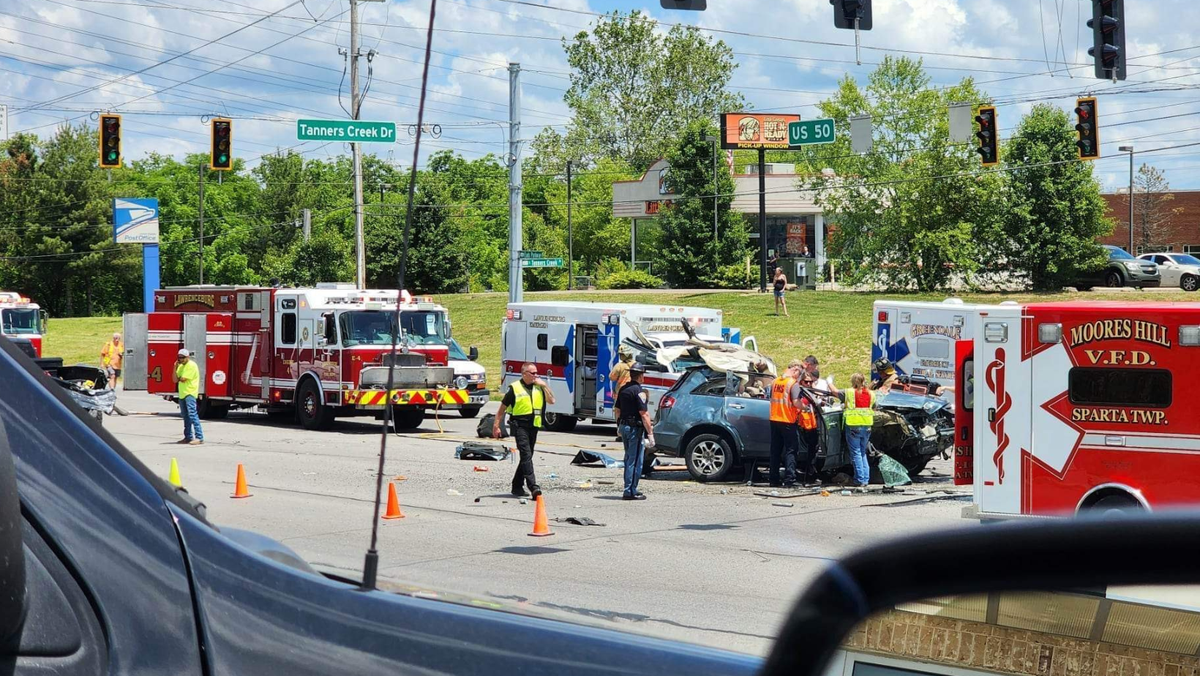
42;289;1196;394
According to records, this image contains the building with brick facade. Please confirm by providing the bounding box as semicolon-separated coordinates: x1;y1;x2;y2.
1100;190;1200;256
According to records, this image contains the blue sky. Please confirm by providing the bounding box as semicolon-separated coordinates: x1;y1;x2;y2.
2;0;1199;191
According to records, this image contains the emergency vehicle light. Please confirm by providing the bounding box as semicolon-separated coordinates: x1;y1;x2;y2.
984;322;1008;343
877;311;888;322
506;309;522;320
900;312;911;323
1180;326;1200;346
1038;323;1063;344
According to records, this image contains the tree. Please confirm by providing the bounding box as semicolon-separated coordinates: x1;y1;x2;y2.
656;120;750;288
796;57;1005;291
1131;164;1182;250
562;11;743;170
1001;104;1111;290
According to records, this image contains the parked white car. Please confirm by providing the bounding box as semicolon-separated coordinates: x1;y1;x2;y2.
1138;253;1200;291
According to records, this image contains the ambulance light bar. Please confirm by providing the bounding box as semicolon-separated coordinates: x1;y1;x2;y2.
1180;326;1200;346
1038;323;1063;344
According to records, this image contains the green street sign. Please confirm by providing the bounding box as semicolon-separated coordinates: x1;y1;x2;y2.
520;258;564;269
518;250;544;259
297;119;397;143
788;119;836;147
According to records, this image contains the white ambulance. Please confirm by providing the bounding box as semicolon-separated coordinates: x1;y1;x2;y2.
871;298;986;387
500;301;739;431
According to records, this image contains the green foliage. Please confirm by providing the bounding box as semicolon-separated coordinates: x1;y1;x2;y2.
997;104;1111;290
561;10;743;170
597;268;663;289
797;57;1005;292
656;119;750;288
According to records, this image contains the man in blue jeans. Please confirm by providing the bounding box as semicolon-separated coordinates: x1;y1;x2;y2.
172;348;204;445
842;373;876;491
613;362;655;501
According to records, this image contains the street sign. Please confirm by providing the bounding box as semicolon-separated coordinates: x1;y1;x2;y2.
518;250;544;260
113;198;160;244
296;119;397;143
788;119;836;147
520;258;563;269
0;104;7;141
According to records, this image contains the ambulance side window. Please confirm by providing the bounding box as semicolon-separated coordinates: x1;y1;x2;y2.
281;313;297;345
537;334;547;350
916;336;950;359
961;359;974;411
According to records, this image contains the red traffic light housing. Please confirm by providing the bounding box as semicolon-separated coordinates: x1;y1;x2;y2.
210;118;232;171
99;114;121;169
974;106;998;167
1075;98;1100;160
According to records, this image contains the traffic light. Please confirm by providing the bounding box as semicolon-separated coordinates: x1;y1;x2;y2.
975;106;998;166
831;0;872;30
1075;97;1100;160
659;0;706;9
210;118;232;170
1087;0;1125;80
99;114;121;168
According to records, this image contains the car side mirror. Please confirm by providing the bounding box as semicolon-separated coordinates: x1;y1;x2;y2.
468;346;479;362
0;418;27;645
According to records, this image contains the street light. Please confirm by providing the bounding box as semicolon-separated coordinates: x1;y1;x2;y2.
704;134;719;263
1119;145;1134;253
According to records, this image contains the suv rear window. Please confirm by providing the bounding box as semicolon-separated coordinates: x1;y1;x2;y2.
1068;368;1171;408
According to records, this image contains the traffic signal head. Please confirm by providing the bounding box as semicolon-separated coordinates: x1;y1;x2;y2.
210;118;232;170
1087;0;1125;80
659;0;706;9
974;106;998;166
99;114;121;168
831;0;872;30
1075;97;1100;160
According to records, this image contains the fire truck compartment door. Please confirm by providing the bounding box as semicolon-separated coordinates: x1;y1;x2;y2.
258;291;272;400
122;313;148;391
183;314;207;395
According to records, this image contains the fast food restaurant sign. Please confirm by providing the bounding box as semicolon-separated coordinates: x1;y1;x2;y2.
719;113;802;150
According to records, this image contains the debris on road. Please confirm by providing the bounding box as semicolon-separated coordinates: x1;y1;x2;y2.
570;450;624;469
473;466;489;472
771;502;794;508
395;475;408;481
455;442;511;462
555;516;605;527
597;479;615;485
574;480;593;489
447;489;462;496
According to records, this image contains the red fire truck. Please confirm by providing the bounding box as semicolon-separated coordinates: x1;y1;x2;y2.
955;301;1200;518
122;284;468;430
0;291;47;358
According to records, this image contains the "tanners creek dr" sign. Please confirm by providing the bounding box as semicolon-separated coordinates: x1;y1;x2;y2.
296;119;397;143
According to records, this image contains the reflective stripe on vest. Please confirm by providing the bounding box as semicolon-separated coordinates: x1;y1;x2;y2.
510;380;544;428
769;376;799;424
843;387;876;427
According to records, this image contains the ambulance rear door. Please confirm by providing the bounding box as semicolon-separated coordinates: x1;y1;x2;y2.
972;305;1030;517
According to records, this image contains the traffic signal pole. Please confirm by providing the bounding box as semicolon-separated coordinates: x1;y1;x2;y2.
350;0;366;289
198;162;205;285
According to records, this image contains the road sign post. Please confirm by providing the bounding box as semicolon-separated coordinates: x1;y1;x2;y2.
788;119;836;147
296;119;397;143
519;258;564;269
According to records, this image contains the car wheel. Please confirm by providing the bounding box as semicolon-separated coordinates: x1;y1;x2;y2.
684;433;735;482
297;379;335;431
392;408;426;430
542;411;577;432
1182;274;1199;292
459;406;482;418
1105;270;1124;288
1075;285;1093;292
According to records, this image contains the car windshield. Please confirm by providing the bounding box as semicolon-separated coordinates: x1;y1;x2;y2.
447;337;468;361
1108;246;1135;260
1;308;39;335
1175;255;1200;266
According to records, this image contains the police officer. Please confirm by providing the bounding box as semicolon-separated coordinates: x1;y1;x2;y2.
768;359;805;488
493;363;556;498
614;362;654;501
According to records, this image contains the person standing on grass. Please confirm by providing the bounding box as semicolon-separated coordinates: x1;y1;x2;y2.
843;373;877;492
493;363;556;498
101;332;123;389
773;267;789;317
172;349;203;445
614;362;654;501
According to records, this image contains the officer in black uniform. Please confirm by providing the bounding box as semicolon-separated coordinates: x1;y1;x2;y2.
614;362;655;501
493;362;556;497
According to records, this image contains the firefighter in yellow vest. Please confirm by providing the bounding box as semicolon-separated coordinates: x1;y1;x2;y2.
843;373;877;491
768;359;805;488
493;362;556;498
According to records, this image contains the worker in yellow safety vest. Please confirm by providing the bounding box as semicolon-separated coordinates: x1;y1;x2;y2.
494;362;556;498
768;359;805;488
843;373;877;491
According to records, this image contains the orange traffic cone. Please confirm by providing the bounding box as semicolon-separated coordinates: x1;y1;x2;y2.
231;463;252;498
528;494;553;537
382;482;406;519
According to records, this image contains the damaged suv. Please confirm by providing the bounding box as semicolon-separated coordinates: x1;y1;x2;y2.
653;367;954;482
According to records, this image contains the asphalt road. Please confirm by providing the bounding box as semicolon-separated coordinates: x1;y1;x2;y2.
108;391;972;656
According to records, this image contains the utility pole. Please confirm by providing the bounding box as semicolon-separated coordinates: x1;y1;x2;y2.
704;135;719;265
508;63;523;303
1119;145;1135;253
350;0;366;289
302;208;311;243
566;159;573;290
198;162;205;285
758;148;767;292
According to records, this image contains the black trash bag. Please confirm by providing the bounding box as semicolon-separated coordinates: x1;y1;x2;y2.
570;450;623;469
455;442;511;462
477;413;508;439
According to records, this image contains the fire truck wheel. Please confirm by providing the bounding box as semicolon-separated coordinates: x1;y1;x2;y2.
1104;270;1124;288
1182;274;1199;292
197;397;229;420
297;380;335;431
393;408;425;430
542;412;577;432
459;406;483;419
